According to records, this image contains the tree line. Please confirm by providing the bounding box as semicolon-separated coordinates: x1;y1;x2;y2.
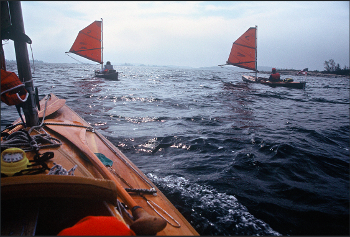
324;59;350;75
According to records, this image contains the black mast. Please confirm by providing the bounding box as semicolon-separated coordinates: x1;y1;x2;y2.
8;1;39;127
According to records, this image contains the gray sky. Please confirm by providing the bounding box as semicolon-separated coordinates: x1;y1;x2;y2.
2;1;349;71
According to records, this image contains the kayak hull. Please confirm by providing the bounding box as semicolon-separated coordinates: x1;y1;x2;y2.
242;75;306;89
1;93;198;236
95;70;119;80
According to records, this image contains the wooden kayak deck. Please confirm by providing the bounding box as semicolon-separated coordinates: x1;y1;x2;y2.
1;93;198;236
242;75;306;89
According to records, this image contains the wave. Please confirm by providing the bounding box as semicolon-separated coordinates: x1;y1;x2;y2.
147;174;282;236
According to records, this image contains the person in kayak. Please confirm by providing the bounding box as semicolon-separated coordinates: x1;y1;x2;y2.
104;61;114;71
269;68;281;82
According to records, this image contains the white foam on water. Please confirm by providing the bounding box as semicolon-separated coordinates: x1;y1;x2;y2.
148;173;281;236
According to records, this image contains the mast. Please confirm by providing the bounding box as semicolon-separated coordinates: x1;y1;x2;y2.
9;1;39;127
255;25;258;78
101;18;103;71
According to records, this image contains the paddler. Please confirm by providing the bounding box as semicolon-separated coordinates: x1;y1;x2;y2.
269;68;281;82
103;61;114;71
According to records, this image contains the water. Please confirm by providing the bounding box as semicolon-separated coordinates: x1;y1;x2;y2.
1;62;349;235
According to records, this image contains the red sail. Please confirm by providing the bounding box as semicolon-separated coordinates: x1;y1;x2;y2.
69;21;102;63
226;27;256;71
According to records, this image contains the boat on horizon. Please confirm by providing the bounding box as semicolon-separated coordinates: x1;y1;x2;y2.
220;26;306;89
66;19;118;80
1;1;198;235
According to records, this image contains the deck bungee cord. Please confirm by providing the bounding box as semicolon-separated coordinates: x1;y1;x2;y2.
47;163;78;175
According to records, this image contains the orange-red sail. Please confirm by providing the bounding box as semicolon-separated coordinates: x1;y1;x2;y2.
226;27;257;71
69;21;102;63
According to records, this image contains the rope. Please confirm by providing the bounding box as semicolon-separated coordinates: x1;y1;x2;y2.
0;84;25;95
1;129;62;152
125;188;157;195
47;163;77;175
116;199;134;221
1;94;62;152
144;198;181;228
30;44;35;74
65;53;88;64
24;79;34;85
3;122;24;131
107;166;133;188
43;122;90;129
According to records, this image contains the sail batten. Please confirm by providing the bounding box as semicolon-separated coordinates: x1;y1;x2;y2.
229;61;256;65
232;43;256;50
68;21;102;64
226;26;257;71
79;31;101;40
70;48;102;53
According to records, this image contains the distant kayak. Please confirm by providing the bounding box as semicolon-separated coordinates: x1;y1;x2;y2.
242;75;306;89
66;19;119;81
218;26;306;90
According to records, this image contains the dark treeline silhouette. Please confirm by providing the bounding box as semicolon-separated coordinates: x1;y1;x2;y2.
324;59;350;75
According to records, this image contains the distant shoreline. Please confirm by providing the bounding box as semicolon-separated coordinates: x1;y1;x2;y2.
5;60;349;78
260;70;350;78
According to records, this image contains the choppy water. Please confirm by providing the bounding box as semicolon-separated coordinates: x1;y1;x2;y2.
1;62;349;235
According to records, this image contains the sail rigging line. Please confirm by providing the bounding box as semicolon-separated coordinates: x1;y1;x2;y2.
69;48;102;53
65;53;91;64
29;44;35;74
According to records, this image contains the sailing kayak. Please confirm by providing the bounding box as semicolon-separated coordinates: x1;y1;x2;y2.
242;75;306;89
221;26;305;90
1;93;199;236
67;19;119;80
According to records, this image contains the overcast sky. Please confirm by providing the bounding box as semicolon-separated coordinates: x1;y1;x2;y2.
2;1;349;71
